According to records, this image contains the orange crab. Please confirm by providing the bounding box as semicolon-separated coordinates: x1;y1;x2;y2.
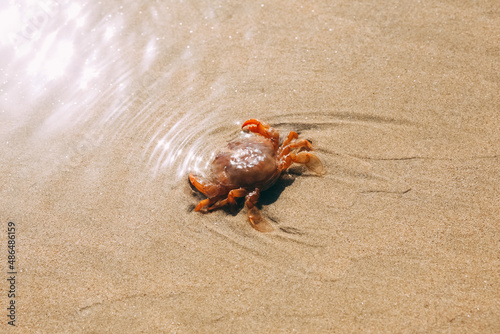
189;119;324;232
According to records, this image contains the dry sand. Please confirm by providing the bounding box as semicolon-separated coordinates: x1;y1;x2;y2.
1;0;499;332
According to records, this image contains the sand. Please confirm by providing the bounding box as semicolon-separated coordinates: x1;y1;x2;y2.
1;0;499;332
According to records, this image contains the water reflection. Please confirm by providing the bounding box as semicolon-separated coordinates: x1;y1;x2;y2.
0;0;234;183
0;0;410;189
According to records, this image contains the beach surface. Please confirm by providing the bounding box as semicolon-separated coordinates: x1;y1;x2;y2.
1;0;499;332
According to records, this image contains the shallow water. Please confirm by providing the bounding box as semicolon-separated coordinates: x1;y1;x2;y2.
1;0;499;332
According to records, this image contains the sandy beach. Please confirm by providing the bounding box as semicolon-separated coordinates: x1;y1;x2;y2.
1;0;499;332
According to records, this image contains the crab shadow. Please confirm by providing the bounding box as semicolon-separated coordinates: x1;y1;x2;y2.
222;169;304;216
259;174;296;206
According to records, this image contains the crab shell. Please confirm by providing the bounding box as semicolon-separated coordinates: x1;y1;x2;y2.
211;134;281;191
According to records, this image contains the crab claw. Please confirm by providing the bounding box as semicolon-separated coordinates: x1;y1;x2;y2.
242;119;279;149
242;118;270;130
189;173;220;198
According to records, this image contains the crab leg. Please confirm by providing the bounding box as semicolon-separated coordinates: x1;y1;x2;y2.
194;196;224;212
280;131;298;149
278;139;314;161
245;189;274;232
208;188;247;211
289;139;314;151
291;151;324;175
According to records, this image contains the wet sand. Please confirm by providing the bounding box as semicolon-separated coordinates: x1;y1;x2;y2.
1;0;499;332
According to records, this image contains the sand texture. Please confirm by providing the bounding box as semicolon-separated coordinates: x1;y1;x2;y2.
1;0;499;332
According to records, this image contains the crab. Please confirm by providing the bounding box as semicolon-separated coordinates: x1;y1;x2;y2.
188;119;324;232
